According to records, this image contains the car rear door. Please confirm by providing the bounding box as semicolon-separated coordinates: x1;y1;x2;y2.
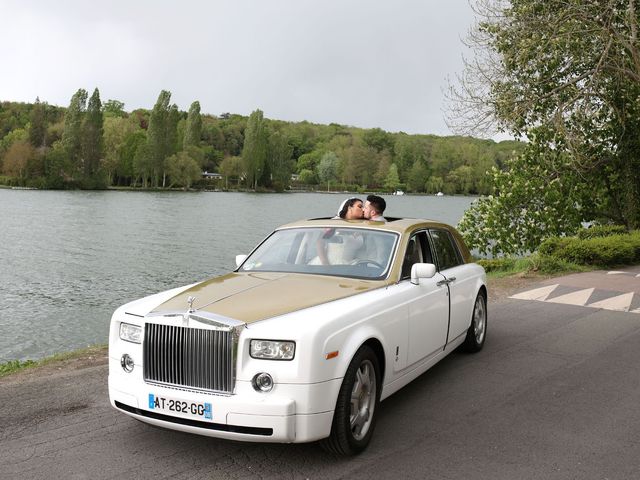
428;228;476;344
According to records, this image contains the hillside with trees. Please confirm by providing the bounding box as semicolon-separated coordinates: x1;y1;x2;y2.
0;89;522;193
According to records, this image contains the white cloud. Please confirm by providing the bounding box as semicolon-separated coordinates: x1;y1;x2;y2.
0;0;484;136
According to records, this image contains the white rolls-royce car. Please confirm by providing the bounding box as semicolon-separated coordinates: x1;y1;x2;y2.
109;217;487;455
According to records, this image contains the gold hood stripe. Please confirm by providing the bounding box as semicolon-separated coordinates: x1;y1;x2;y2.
152;272;386;323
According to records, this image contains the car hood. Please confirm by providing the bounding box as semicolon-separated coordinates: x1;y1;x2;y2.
149;272;386;324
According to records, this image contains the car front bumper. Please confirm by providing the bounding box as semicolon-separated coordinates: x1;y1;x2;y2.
108;357;340;443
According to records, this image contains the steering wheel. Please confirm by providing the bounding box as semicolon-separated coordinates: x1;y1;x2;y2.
351;259;384;269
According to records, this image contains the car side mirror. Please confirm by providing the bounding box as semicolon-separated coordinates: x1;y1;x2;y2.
411;263;437;285
235;254;248;268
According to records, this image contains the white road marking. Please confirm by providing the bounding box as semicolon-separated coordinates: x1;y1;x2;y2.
511;284;640;315
509;284;558;301
587;292;634;312
546;288;595;306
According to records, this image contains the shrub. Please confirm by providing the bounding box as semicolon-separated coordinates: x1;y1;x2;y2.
537;236;572;256
538;231;640;267
577;224;628;239
519;253;586;274
477;257;517;272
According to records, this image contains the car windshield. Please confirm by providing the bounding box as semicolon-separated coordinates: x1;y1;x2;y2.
239;227;398;280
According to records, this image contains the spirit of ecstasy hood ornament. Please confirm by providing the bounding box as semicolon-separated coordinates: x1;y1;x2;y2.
187;296;196;314
182;296;196;326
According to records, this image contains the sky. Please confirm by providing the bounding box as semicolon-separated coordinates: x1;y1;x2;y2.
0;0;482;138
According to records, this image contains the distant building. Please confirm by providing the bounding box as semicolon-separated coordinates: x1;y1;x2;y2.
202;171;223;180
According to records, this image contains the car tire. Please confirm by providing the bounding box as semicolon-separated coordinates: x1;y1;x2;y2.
322;345;381;455
461;291;487;353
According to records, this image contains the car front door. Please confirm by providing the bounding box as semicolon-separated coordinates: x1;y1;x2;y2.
400;231;450;367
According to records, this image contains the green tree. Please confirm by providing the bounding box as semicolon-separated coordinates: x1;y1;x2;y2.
118;130;147;184
103;116;138;184
133;142;153;188
147;90;177;187
394;134;430;182
296;150;325;173
298;168;317;185
102;99;126;117
426;175;444;194
165;151;201;189
450;0;640;251
446;165;473;194
62;88;88;178
363;127;394;153
184;101;202;149
29;97;47;148
44;141;70;188
345;145;380;188
0;127;28;156
2;140;36;178
81;88;104;182
384;163;401;192
459;139;587;256
242;109;268;189
267;130;293;190
219;155;244;188
317;151;339;191
407;160;429;192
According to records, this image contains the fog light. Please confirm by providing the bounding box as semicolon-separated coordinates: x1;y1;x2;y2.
121;354;135;373
252;372;274;392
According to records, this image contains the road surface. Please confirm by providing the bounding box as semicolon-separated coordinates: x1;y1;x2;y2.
2;267;640;479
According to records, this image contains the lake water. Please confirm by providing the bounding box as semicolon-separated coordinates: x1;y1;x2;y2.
0;189;476;362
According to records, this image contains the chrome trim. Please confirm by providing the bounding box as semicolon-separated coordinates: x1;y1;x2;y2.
143;315;245;394
146;310;246;329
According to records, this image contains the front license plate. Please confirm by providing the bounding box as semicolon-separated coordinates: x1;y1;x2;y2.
148;393;212;421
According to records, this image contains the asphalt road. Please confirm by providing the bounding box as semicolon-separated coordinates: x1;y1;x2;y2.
2;269;640;480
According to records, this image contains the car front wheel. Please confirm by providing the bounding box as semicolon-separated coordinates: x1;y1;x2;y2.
322;345;381;455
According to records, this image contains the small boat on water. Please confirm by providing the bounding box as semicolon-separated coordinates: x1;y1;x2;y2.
393;190;405;196
436;191;444;197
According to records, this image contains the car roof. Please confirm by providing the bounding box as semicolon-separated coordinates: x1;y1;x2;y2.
277;217;454;234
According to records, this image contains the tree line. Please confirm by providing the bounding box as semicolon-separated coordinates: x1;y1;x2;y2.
0;89;521;193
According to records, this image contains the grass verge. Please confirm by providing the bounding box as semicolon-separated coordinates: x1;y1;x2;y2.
479;253;592;278
0;344;107;379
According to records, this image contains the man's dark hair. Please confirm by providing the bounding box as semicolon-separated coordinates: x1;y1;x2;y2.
366;194;386;215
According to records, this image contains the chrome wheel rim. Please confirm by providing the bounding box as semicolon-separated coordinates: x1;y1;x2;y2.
473;296;486;344
350;359;377;441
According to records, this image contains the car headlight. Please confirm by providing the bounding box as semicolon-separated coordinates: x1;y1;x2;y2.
250;340;295;360
119;322;142;344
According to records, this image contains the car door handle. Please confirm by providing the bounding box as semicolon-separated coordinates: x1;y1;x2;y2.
448;276;456;283
437;277;456;287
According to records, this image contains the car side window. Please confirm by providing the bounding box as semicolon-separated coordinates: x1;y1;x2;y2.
401;231;434;279
429;229;463;271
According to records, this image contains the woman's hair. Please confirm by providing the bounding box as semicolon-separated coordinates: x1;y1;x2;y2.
338;197;362;218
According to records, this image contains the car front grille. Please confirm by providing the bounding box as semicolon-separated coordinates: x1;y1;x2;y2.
143;323;235;394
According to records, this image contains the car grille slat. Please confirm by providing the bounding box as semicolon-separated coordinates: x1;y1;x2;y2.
143;323;235;394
